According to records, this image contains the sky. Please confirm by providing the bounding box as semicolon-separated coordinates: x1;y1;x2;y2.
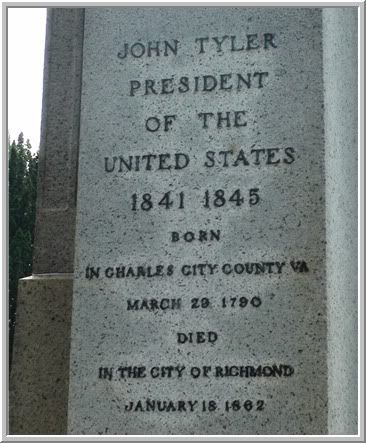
8;8;47;152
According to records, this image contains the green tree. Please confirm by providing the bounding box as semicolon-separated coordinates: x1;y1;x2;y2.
9;133;38;364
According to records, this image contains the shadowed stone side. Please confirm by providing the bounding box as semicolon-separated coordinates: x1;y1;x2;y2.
9;276;73;434
33;8;84;274
323;8;358;435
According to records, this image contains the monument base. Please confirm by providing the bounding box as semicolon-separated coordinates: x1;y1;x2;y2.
9;275;73;434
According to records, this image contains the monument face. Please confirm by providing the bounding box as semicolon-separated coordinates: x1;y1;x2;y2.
68;7;328;434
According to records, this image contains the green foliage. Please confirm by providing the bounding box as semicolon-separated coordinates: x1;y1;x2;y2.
8;133;38;362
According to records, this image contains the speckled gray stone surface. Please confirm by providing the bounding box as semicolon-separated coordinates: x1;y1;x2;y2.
323;8;358;435
9;276;73;434
66;7;356;435
33;8;84;274
9;9;82;435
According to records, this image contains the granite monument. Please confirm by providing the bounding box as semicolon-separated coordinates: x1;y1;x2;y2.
9;7;358;436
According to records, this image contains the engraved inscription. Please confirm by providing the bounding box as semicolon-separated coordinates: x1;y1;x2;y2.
69;9;326;435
